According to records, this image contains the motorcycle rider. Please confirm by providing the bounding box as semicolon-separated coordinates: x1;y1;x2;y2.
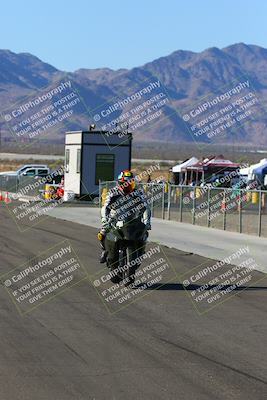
98;170;151;276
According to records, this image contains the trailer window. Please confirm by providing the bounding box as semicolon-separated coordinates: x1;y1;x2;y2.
95;154;114;184
76;149;81;173
65;149;70;173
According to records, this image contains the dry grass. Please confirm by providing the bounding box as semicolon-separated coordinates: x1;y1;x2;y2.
0;159;63;173
0;162;20;172
131;163;170;182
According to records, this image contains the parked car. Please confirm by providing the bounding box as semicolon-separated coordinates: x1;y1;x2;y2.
0;164;50;179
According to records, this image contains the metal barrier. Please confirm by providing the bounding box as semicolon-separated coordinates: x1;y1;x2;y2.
1;175;263;237
0;174;46;198
99;181;267;237
0;175;19;192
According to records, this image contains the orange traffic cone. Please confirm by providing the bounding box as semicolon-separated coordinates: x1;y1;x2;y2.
4;192;11;204
221;200;226;211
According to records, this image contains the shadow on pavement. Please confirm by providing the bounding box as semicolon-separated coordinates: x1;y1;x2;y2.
138;283;267;291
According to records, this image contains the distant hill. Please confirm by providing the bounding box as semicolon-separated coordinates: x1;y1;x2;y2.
1;43;267;145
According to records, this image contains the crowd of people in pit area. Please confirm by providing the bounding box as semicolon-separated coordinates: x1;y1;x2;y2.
46;177;64;200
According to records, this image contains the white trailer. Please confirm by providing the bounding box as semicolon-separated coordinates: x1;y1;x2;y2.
64;130;132;198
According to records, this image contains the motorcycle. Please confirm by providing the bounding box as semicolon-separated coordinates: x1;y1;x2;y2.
105;212;148;287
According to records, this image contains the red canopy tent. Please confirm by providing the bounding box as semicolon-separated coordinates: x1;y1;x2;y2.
184;155;240;185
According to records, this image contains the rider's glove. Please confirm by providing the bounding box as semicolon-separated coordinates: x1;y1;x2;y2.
102;218;113;233
97;230;105;241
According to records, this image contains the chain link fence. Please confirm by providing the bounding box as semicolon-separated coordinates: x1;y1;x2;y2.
99;181;267;237
2;175;266;237
0;175;19;193
0;174;49;198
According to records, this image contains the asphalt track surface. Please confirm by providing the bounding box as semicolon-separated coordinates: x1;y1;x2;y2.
0;204;266;400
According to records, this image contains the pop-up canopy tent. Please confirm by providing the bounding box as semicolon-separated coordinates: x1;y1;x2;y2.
252;160;267;185
240;159;267;181
172;157;199;184
172;157;199;173
185;155;240;185
239;166;250;176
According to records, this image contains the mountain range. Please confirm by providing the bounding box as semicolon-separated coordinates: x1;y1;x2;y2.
0;43;267;145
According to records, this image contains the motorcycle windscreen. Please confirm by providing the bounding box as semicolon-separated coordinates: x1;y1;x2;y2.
119;217;147;241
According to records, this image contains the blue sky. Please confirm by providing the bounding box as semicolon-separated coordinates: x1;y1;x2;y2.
1;0;266;71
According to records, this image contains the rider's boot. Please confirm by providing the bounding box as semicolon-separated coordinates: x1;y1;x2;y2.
100;250;108;263
98;234;108;263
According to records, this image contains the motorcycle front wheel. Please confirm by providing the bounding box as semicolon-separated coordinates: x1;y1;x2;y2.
122;245;140;287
